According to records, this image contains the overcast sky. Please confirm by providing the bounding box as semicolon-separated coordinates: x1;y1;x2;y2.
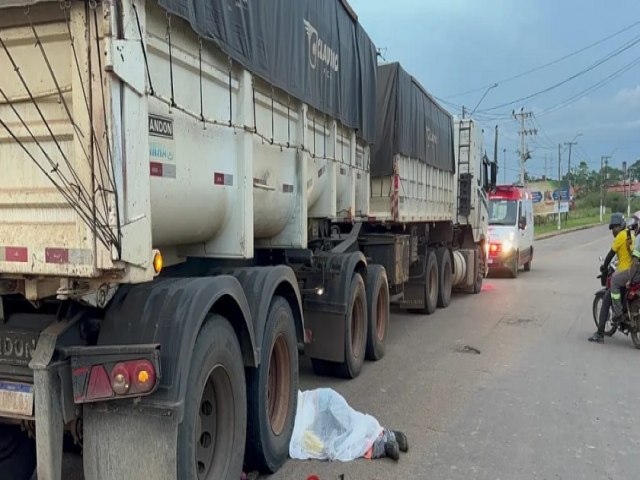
350;0;640;183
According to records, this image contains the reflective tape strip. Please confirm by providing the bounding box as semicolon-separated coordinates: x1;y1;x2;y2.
150;162;176;178
214;172;233;186
1;246;28;262
45;248;92;265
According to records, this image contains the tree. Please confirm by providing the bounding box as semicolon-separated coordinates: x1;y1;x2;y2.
629;159;640;182
571;161;591;193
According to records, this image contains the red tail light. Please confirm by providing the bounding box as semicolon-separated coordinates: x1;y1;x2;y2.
86;365;114;401
489;243;501;256
73;358;158;403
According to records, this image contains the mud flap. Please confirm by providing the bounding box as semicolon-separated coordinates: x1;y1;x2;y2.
83;404;178;480
303;309;346;362
30;318;79;480
301;251;366;363
32;367;64;480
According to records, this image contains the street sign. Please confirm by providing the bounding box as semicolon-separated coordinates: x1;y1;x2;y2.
531;191;543;203
552;190;569;201
553;201;569;214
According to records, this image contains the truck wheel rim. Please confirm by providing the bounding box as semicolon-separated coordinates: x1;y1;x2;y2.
267;334;291;436
196;365;233;479
351;290;365;357
376;287;388;342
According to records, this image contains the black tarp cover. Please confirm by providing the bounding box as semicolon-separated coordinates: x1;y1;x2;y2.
372;62;455;176
156;0;377;143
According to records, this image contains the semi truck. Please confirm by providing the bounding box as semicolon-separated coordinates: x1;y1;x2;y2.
0;1;495;479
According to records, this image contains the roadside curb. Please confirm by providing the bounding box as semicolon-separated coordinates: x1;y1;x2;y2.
535;223;602;241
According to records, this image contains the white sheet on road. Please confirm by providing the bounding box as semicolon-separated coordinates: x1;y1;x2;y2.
289;388;383;462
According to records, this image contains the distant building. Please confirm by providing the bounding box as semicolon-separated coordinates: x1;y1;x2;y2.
606;180;640;196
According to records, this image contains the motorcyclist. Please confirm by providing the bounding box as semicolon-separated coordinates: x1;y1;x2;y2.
589;212;635;343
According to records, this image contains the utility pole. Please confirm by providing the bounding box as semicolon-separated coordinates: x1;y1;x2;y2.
564;140;577;204
623;161;630;217
563;134;581;215
600;155;611;222
503;148;507;184
558;144;562;230
513;109;536;186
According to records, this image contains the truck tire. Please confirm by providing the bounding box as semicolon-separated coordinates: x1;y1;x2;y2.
245;296;298;473
365;265;390;361
463;245;483;294
177;314;246;480
436;247;452;308
423;250;439;314
409;250;439;314
336;273;368;378
0;424;35;480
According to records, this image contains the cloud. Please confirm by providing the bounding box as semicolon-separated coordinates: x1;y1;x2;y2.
624;118;640;129
614;86;640;107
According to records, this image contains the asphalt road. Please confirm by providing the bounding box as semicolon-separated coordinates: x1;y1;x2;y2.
267;224;640;480
64;225;640;480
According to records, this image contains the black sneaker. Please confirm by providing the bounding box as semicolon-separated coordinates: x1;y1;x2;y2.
384;440;400;461
392;430;409;452
588;332;604;343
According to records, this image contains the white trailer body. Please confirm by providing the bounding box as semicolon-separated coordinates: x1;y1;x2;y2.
0;1;378;479
0;1;371;298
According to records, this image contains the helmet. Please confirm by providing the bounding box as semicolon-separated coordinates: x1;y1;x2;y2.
631;211;640;234
609;212;625;230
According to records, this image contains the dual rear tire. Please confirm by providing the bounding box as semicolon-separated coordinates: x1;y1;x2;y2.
178;297;299;478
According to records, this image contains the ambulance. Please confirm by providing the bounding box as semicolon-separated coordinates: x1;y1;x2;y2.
487;185;535;278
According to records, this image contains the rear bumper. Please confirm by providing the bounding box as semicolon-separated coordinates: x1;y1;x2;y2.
487;250;517;270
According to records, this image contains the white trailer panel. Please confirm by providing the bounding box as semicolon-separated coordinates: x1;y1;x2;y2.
369;155;455;222
0;1;371;288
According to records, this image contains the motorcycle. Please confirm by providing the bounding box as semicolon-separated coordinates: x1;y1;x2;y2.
593;256;640;348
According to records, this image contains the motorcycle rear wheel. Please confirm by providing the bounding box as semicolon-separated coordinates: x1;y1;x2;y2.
628;300;640;349
592;291;617;337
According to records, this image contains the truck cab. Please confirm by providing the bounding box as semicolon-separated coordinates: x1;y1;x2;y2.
487;185;534;278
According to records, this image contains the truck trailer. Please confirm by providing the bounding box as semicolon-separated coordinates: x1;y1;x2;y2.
0;1;495;479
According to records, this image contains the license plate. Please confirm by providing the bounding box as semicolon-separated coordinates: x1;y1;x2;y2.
0;381;34;416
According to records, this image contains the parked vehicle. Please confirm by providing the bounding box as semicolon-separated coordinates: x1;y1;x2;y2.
487;185;535;277
0;1;494;479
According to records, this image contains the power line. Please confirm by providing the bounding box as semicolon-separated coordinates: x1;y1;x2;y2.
479;32;640;112
442;19;640;99
538;55;640;116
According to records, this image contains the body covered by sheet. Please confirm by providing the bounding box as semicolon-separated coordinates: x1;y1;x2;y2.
289;388;383;461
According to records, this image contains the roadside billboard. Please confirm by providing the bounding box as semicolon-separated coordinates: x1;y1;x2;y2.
528;180;569;217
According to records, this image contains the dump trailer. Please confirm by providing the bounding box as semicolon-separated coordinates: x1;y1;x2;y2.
0;0;378;478
300;64;495;374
